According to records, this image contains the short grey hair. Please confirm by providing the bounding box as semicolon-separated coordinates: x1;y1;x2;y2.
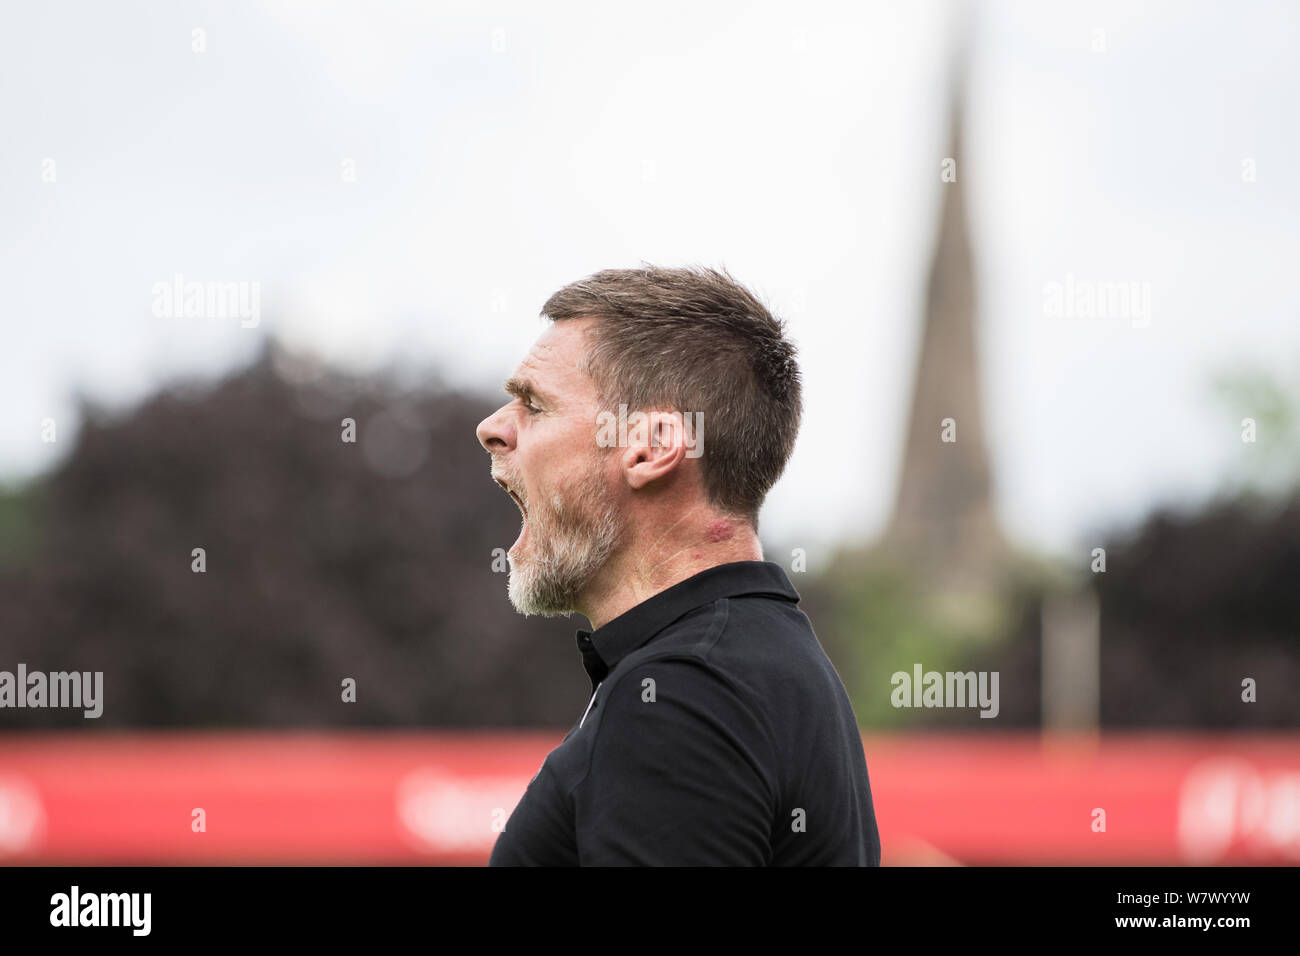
541;263;802;529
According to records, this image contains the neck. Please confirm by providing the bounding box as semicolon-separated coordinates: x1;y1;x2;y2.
578;512;763;631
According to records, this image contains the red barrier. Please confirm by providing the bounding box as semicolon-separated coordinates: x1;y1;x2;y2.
1;731;1297;864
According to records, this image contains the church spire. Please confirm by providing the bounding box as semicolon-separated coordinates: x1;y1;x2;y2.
885;70;1004;600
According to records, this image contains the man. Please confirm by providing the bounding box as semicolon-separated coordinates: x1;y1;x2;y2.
476;264;881;866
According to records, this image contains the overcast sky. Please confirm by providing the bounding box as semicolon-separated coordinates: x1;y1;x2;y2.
3;0;1298;563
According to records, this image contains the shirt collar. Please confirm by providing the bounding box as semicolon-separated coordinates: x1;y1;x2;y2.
574;560;801;691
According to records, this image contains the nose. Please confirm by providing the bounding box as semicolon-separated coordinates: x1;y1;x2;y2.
476;403;515;454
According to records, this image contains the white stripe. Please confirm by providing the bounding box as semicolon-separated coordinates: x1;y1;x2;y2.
579;681;603;728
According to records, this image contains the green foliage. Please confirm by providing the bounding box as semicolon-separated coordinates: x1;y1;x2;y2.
1211;365;1300;496
0;483;43;569
808;552;1015;729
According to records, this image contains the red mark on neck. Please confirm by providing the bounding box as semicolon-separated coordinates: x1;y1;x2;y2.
705;520;734;544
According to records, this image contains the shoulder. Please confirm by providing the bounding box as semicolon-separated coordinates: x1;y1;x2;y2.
575;653;780;802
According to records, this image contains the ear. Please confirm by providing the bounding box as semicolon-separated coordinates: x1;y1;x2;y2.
620;409;690;490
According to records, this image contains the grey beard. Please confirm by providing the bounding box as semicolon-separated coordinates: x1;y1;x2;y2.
507;484;625;617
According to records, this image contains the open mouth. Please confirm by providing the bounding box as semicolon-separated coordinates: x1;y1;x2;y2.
494;477;528;518
508;489;527;518
493;475;529;552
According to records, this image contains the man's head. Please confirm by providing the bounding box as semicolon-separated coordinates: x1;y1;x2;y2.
475;264;802;619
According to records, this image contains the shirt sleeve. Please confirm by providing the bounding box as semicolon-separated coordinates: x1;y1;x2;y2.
571;656;779;865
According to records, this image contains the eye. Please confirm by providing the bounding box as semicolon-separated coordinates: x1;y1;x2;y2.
520;397;542;414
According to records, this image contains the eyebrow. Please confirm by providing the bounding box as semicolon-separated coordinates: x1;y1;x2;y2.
504;377;552;406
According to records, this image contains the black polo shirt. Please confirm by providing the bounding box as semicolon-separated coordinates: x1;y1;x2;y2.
488;560;882;866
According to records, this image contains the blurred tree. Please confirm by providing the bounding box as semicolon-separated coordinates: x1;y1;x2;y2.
1091;495;1300;728
804;491;1300;731
0;342;589;729
800;551;1043;730
1211;363;1300;497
